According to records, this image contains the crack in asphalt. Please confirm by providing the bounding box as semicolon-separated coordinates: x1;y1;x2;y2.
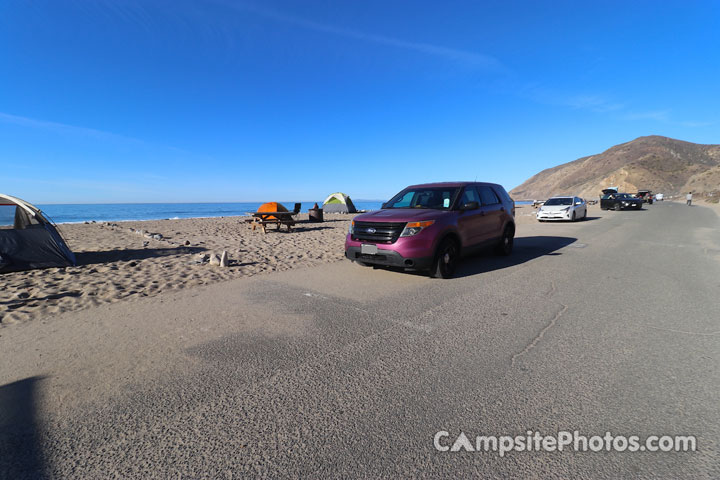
645;325;720;336
510;281;568;367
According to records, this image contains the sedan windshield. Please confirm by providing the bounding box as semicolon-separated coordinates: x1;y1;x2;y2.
544;198;573;206
385;187;461;210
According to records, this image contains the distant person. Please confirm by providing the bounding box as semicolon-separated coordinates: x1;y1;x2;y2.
687;192;693;206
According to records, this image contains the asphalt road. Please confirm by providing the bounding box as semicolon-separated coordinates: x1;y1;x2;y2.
2;202;719;478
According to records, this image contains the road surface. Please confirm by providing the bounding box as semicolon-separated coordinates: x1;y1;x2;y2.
2;202;719;478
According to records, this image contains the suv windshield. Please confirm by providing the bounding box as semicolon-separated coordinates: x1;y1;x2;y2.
385;187;461;210
544;198;573;206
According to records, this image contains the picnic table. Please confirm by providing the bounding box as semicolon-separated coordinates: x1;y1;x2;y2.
248;211;297;233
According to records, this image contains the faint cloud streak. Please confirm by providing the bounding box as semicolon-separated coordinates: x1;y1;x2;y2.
623;110;671;122
0;111;213;156
214;1;505;71
0;111;145;145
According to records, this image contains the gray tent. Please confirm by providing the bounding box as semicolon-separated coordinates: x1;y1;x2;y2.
322;192;357;214
0;194;76;273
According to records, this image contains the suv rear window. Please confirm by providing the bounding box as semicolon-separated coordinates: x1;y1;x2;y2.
478;186;500;205
0;205;15;227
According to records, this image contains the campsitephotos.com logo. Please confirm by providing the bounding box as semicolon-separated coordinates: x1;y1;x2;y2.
433;430;697;457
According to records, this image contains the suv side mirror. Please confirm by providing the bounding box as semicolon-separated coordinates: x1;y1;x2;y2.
461;201;479;211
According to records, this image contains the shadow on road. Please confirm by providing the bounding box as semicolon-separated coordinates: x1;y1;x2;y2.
453;235;577;278
538;216;601;222
451;235;576;278
0;377;47;479
382;235;577;279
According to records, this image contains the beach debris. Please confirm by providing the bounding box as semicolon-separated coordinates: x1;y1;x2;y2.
184;240;190;246
142;241;150;247
152;234;163;240
220;251;229;267
192;253;209;264
209;254;221;266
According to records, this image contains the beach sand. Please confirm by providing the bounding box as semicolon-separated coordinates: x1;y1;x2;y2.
1;207;541;326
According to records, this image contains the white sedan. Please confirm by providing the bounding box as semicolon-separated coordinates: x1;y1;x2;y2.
537;196;587;222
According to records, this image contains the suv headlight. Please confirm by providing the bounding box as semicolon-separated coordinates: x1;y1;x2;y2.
348;221;354;235
400;220;435;237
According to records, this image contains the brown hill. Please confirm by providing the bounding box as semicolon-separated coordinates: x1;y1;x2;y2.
510;136;720;200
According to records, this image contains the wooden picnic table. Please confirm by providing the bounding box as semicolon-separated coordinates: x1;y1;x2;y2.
248;211;297;233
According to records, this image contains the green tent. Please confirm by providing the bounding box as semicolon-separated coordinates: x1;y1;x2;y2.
322;192;357;213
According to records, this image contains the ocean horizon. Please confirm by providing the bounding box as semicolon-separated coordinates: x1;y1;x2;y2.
1;200;533;225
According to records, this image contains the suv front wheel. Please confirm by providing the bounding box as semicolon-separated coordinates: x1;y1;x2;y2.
431;238;459;279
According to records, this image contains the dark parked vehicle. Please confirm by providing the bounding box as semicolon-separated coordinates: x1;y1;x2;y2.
600;193;643;210
345;182;516;279
636;190;654;204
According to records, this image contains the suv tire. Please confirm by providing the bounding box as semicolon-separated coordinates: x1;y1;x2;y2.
431;238;459;279
495;225;514;256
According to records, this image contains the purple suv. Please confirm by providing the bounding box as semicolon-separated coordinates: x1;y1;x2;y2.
345;182;516;278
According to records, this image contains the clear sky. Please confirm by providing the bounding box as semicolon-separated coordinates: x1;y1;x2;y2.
1;0;719;203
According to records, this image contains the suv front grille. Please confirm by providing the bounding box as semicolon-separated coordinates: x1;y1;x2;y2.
353;221;406;244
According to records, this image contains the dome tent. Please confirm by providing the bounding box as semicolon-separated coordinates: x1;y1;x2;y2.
322;193;357;214
0;193;76;273
257;202;288;220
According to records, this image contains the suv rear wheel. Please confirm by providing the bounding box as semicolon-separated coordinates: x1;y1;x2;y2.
431;238;459;279
495;225;514;256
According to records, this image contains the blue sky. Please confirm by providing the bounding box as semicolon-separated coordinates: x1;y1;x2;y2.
1;0;719;203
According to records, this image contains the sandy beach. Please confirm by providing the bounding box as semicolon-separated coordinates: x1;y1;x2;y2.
1;214;350;325
1;206;544;326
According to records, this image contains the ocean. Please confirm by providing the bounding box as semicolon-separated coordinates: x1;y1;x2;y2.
32;202;385;224
1;200;532;225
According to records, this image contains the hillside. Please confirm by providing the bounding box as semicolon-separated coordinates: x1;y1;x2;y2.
510;136;720;200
